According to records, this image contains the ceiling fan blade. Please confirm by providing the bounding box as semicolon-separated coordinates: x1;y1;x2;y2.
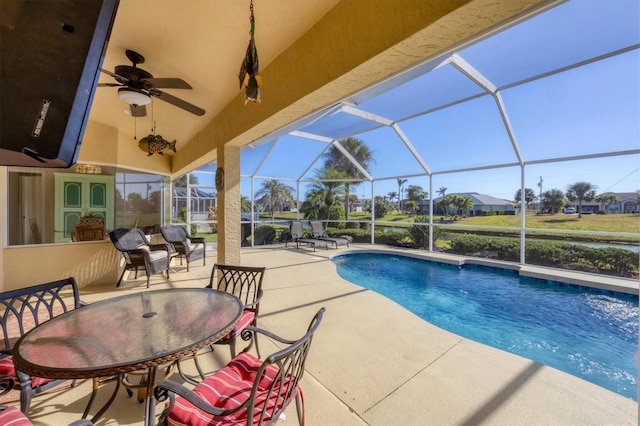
142;78;192;89
130;104;147;117
100;68;130;84
97;82;123;87
152;90;205;116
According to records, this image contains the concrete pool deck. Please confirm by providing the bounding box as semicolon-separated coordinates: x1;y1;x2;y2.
11;244;638;425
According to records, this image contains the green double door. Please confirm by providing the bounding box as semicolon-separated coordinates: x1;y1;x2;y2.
54;173;114;242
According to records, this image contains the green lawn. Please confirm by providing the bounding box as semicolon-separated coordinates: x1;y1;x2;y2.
266;210;639;238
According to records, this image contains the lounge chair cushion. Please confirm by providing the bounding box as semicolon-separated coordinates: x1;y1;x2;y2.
0;357;52;388
0;405;32;426
220;310;255;340
186;241;204;252
166;352;297;426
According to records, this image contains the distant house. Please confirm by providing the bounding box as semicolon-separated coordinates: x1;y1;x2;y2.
418;192;516;216
571;192;639;214
172;187;216;219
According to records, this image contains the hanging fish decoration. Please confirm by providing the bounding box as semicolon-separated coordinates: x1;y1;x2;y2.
238;0;261;104
138;134;177;156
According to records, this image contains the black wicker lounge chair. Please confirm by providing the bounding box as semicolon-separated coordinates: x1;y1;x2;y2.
109;228;172;288
309;220;350;248
160;224;206;272
285;221;328;251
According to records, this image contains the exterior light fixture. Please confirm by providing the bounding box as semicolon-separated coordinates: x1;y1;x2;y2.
75;164;102;174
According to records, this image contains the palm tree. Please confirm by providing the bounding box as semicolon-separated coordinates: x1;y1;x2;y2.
452;195;473;216
406;185;428;202
254;179;295;220
595;192;617;213
387;191;397;209
397;178;407;212
240;195;251;212
437;186;447;197
541;189;565;214
566;181;597;218
514;188;538;210
304;168;346;221
439;194;456;216
323;137;374;220
405;200;418;216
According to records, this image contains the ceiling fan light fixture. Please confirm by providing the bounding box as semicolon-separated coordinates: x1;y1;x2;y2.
117;87;151;106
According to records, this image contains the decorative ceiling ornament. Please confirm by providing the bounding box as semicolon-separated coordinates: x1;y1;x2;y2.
238;0;261;105
137;120;177;156
138;134;177;156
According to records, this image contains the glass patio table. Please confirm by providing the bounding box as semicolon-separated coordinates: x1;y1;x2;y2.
13;288;243;425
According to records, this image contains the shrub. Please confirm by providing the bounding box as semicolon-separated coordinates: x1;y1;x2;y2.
328;205;346;229
374;230;411;247
407;215;429;249
449;234;638;277
253;225;276;245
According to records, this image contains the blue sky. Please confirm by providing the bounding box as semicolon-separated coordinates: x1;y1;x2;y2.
236;0;639;202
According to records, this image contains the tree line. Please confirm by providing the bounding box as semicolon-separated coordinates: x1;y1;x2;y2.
245;138;629;220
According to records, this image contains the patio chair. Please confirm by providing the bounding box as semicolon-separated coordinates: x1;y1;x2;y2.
155;307;325;426
0;375;93;426
309;220;350;248
109;228;173;288
0;381;96;425
0;278;118;417
207;264;266;359
0;403;94;425
177;263;267;383
285;221;328;252
160;224;206;272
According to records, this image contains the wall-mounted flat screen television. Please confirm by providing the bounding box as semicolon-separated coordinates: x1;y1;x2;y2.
0;0;119;167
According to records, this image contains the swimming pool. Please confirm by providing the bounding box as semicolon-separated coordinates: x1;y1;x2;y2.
332;252;639;400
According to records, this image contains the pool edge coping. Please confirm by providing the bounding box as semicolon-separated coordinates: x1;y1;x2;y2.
330;246;639;296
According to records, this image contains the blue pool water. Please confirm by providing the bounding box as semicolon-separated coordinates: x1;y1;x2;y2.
332;252;639;400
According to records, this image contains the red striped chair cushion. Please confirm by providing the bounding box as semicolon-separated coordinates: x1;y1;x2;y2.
167;352;298;426
0;357;52;389
0;405;32;426
220;311;255;341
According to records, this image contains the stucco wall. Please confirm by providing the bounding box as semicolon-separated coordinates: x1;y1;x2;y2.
2;241;121;291
1;120;170;290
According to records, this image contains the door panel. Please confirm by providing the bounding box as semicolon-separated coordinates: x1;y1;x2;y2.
54;173;114;242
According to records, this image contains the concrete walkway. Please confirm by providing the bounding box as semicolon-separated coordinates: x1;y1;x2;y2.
13;245;638;425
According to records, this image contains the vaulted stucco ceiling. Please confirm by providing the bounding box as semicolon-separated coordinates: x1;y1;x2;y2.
89;0;341;153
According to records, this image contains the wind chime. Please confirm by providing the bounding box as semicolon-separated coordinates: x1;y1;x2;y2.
239;0;261;104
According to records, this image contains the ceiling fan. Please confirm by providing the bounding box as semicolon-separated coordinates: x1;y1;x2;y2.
98;49;205;117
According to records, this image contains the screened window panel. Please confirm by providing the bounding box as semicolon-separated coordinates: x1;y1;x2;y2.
357;63;484;121
504;50;640;161
299;111;380;140
400;96;519;172
255;135;328;179
459;0;640;87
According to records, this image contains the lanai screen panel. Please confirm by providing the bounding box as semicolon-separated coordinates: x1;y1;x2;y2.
237;0;638;198
460;1;640;87
399;95;518;172
504;51;640;161
355;63;484;121
299;111;381;140
253;134;328;179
